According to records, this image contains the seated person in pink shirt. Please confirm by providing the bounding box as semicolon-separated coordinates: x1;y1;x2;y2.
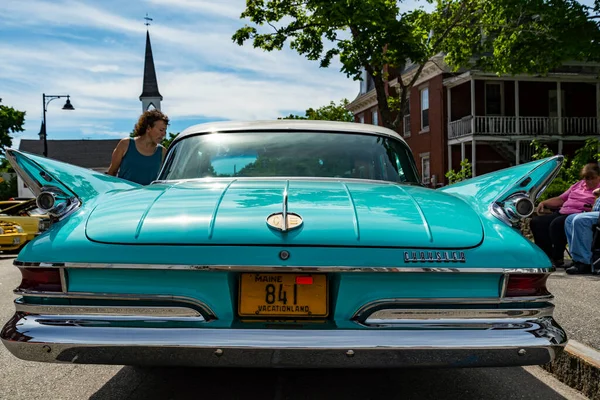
530;162;600;267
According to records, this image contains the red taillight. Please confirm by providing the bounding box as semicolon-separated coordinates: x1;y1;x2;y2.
505;274;550;297
18;268;62;292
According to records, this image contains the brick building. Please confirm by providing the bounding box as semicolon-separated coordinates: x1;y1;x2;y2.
347;57;600;186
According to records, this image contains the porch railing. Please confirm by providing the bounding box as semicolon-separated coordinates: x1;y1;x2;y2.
448;116;599;138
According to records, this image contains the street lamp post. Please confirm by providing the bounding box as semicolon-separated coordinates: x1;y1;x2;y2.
41;93;75;157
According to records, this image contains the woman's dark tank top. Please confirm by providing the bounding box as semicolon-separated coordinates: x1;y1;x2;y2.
117;139;163;185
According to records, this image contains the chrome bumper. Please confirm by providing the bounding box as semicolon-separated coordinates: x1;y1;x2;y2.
1;312;567;368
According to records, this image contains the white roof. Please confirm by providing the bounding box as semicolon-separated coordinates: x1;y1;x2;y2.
174;120;405;144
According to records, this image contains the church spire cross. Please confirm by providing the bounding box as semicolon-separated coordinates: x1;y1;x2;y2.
144;13;153;27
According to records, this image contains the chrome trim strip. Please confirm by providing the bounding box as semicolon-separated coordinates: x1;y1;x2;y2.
15;301;204;320
532;156;564;201
59;268;67;293
13;291;217;320
6;149;43;196
363;307;554;325
352;296;555;321
13;261;556;274
500;273;509;298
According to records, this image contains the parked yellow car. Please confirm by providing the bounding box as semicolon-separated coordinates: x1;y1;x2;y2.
0;222;27;252
0;199;52;242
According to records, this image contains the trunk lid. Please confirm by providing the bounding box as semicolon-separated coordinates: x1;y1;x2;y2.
85;179;483;248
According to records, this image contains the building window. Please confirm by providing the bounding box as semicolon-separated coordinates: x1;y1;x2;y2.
372;110;378;126
358;114;365;124
420;153;431;185
420;87;429;131
485;82;503;116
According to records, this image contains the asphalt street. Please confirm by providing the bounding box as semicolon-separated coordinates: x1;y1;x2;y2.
0;256;589;400
547;269;600;350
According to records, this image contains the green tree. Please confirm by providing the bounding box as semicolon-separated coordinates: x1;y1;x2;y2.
129;130;179;148
162;132;179;148
280;99;354;122
0;175;18;200
530;140;554;161
0;98;24;156
233;0;599;131
446;159;472;184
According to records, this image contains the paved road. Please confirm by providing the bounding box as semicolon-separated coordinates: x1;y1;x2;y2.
547;269;600;350
0;257;588;400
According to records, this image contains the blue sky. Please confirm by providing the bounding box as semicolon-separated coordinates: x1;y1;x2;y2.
0;0;378;148
1;0;595;150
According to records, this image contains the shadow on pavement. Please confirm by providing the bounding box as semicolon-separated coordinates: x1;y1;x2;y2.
90;366;571;400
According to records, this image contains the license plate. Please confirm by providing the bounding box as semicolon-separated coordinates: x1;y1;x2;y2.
239;273;328;317
12;238;20;244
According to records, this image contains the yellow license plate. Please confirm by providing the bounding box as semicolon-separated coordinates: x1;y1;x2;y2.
239;273;328;317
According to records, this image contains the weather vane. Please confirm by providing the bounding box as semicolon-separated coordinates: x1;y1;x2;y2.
144;13;153;27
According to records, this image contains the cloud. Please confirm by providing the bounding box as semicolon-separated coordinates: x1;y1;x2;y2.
143;0;244;19
0;0;358;141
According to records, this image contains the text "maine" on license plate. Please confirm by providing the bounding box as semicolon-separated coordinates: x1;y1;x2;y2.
239;273;328;317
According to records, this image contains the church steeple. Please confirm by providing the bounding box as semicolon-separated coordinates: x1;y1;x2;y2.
139;16;162;111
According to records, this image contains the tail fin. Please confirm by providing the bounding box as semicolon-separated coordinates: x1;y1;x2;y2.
7;149;139;219
440;156;563;226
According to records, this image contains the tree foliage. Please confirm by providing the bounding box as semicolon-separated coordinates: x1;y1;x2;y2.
129;130;179;148
0;175;18;201
446;159;472;184
233;0;600;131
0;98;24;156
280;99;354;122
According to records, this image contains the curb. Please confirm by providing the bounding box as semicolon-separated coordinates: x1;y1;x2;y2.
542;340;600;399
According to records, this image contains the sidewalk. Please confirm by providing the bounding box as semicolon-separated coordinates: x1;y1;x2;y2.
543;270;600;399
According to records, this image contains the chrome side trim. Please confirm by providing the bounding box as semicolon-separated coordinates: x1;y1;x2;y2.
362;307;554;326
13;291;217;320
352;296;555;321
6;149;43;196
500;273;509;298
15;300;204;320
532;156;564;201
59;268;67;293
13;261;555;274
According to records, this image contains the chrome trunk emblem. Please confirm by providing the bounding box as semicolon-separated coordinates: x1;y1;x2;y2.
267;212;303;232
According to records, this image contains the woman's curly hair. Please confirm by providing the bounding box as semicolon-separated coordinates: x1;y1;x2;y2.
132;110;170;137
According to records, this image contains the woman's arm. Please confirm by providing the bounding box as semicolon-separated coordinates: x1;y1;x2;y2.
536;196;565;213
106;139;129;176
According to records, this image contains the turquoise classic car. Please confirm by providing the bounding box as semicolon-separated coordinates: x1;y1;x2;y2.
1;120;566;368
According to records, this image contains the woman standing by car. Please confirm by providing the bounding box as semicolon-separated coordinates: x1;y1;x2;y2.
530;162;600;267
107;110;169;185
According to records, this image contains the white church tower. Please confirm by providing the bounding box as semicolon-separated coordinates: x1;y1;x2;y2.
139;22;162;111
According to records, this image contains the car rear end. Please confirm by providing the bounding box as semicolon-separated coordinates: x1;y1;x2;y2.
2;245;566;368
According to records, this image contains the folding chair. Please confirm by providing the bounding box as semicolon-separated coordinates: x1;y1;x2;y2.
591;214;600;274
